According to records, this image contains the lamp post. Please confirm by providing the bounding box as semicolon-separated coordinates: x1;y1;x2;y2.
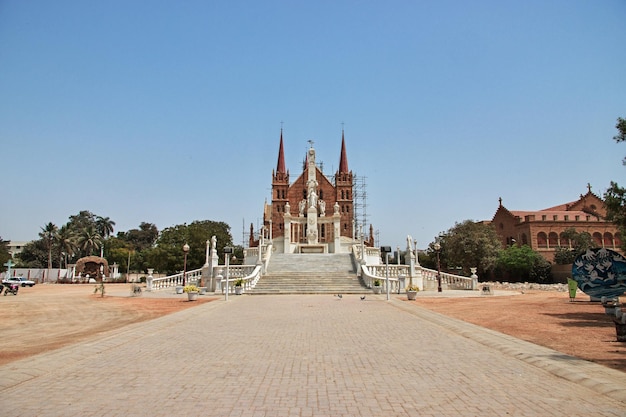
223;246;233;301
434;242;442;292
380;246;391;301
182;243;190;286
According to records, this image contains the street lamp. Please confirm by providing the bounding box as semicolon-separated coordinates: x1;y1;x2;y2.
434;242;442;292
380;246;391;301
223;246;233;301
182;243;190;286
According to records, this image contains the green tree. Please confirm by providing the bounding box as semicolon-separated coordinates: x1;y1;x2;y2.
15;240;48;268
95;216;116;239
39;222;58;270
496;245;552;282
0;237;10;271
118;222;158;251
77;225;102;257
149;220;233;274
604;117;626;252
56;225;77;268
431;220;502;276
553;228;597;264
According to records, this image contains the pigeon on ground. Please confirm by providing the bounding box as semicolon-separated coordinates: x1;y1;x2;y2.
360;295;366;300
337;294;342;299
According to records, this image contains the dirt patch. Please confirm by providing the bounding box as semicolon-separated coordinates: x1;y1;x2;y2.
0;284;215;366
410;291;626;372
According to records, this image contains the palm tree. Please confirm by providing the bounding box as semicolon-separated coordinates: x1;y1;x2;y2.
78;225;102;257
56;225;77;268
96;216;115;239
39;222;58;270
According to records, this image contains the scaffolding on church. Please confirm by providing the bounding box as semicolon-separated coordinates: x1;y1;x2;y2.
353;174;368;238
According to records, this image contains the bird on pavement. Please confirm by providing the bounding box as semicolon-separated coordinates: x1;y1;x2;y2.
337;294;342;299
360;295;366;300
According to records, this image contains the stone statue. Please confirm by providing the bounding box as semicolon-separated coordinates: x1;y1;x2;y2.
319;200;326;216
299;199;306;216
211;236;217;251
285;202;291;215
308;189;318;209
334;202;340;215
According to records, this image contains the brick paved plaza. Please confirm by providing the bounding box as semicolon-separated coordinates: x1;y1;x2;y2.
1;294;625;416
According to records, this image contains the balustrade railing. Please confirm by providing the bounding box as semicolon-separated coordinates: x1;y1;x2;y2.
360;264;410;293
151;268;203;290
421;267;474;290
214;265;262;294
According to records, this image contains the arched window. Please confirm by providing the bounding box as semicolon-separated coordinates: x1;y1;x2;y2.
319;190;323;200
537;232;548;248
604;232;613;248
559;232;570;248
521;233;528;245
341;190;345;199
499;223;504;230
592;232;603;246
548;232;558;248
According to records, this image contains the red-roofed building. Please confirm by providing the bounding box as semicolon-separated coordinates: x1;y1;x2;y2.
491;187;623;262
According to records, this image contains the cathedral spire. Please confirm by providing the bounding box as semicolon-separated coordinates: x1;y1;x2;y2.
338;129;349;173
276;128;286;174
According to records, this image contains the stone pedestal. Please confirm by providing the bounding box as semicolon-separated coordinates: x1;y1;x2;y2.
146;268;154;292
306;206;318;244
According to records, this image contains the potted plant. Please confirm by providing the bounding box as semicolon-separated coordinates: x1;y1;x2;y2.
373;279;382;294
183;284;200;301
406;285;419;300
234;279;244;295
175;285;184;294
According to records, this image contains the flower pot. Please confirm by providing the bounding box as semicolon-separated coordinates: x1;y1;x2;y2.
199;287;207;295
235;286;243;295
373;286;381;294
407;290;417;300
175;286;184;294
187;291;199;301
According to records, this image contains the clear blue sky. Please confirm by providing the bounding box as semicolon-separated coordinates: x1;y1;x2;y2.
1;0;624;250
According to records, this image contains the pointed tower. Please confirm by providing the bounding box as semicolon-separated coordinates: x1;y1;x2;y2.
335;129;354;238
270;129;289;240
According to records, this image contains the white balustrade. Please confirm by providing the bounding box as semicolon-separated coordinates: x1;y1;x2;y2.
421;267;474;290
151;268;203;290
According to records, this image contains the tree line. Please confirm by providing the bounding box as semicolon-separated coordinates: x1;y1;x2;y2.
1;210;240;277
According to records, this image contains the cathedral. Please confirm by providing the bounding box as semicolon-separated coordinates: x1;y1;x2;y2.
250;129;373;253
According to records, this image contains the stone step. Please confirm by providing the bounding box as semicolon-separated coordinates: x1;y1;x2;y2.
249;252;367;294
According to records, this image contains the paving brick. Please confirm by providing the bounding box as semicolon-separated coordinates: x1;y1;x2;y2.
1;294;625;416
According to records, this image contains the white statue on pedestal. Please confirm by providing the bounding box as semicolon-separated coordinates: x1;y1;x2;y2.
308;189;318;209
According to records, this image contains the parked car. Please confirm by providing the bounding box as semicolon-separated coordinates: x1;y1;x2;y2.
2;277;36;287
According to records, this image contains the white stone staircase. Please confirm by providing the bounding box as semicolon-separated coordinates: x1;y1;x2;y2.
249;253;367;294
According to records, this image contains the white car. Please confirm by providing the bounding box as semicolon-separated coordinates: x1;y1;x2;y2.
2;277;36;287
